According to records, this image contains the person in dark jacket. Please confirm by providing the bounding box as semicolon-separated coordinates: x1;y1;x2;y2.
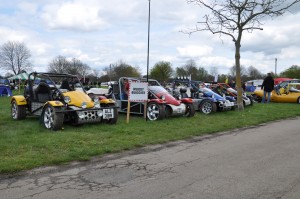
261;72;274;103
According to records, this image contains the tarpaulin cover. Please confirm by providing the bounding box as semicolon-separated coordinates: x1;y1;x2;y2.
0;85;12;96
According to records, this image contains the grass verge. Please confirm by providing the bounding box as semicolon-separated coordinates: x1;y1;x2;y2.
0;92;300;173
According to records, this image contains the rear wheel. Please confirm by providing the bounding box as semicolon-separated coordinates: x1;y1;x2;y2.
184;103;195;117
297;97;300;104
199;100;216;114
249;96;254;106
165;106;172;118
147;102;165;121
11;100;26;120
43;105;64;131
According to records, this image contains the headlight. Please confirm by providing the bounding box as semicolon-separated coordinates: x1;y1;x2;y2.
81;102;87;109
94;98;100;108
161;95;166;101
97;110;103;117
78;112;85;119
64;96;71;103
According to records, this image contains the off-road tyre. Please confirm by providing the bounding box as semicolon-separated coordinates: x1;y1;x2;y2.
165;106;172;118
147;102;165;121
11;100;26;120
199;100;217;114
42;105;64;131
249;96;254;106
184;103;195;117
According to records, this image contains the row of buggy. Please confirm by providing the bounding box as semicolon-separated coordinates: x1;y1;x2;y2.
10;72;253;131
167;79;253;114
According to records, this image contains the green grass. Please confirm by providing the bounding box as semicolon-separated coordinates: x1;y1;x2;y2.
1;91;300;173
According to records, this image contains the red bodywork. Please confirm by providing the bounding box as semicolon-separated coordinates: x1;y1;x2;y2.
149;86;192;106
274;78;292;85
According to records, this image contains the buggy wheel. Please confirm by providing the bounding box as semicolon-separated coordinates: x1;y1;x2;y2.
252;94;262;102
147;102;165;121
297;97;300;104
199;100;216;114
184;103;195;117
165;106;172;118
249;97;254;106
11;100;26;120
43;105;64;131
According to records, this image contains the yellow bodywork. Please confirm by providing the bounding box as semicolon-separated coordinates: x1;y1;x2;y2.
100;98;115;104
11;95;27;105
46;101;64;107
63;91;95;108
254;88;300;103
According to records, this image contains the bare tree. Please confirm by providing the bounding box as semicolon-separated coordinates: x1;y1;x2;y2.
48;56;90;77
0;41;32;75
228;65;247;77
48;56;69;74
247;65;263;80
185;0;300;110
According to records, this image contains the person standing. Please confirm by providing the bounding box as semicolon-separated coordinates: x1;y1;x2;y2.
261;72;274;103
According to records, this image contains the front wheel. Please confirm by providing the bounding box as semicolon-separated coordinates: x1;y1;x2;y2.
199;100;216;114
11;100;26;120
42;105;64;131
147;102;165;121
252;94;262;103
184;103;195;117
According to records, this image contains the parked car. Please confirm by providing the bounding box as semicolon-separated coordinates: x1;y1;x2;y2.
253;80;300;103
11;72;118;130
211;82;253;107
191;81;236;111
168;79;217;114
110;77;195;121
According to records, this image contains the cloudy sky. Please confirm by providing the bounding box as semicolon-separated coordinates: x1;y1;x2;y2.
1;0;300;77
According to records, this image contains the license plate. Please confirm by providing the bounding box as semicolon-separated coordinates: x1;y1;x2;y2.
177;108;182;113
103;109;114;119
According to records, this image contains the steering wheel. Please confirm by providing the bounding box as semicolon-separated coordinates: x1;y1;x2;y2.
52;89;61;100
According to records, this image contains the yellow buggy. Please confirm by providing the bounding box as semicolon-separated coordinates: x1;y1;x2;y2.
11;72;118;130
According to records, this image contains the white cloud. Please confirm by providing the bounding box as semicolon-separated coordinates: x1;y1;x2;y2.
0;27;28;43
42;2;107;31
1;0;300;76
177;45;213;58
17;2;38;15
280;46;300;59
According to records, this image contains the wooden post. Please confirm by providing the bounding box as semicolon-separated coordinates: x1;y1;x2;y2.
144;102;147;119
126;101;131;124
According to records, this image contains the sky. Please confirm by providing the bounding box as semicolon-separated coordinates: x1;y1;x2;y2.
1;0;300;77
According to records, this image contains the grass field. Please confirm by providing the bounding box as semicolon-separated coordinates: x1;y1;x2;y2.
1;91;300;173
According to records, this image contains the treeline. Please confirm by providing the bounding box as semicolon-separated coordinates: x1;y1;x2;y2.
1;41;300;84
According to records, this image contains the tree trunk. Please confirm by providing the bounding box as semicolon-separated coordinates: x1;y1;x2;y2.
235;41;244;111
